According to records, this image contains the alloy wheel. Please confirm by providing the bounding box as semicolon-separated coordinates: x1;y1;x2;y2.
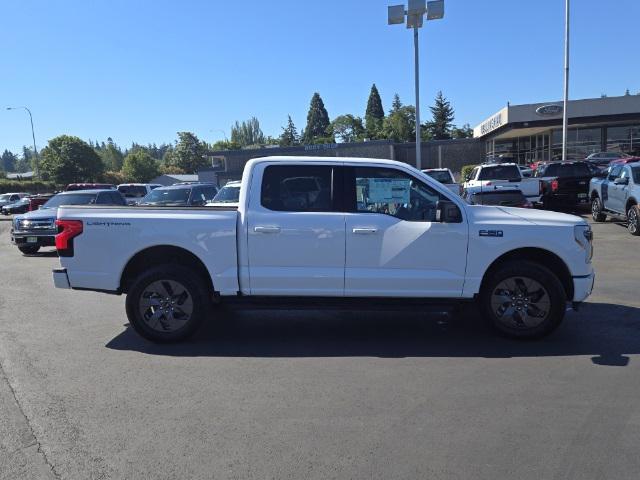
490;276;551;329
138;280;194;332
629;208;639;234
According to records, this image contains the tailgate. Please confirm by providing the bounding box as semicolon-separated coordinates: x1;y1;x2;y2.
56;206;239;294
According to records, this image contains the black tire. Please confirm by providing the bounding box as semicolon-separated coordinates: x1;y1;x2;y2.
627;205;640;236
18;245;40;255
480;260;567;339
125;264;211;343
591;196;607;222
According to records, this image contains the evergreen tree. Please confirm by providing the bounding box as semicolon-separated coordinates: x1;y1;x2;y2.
426;91;455;140
391;94;402;113
365;83;385;138
122;151;159;182
279;115;299;146
451;123;473;139
1;149;17;172
230;117;265;146
164;132;208;173
303;92;331;143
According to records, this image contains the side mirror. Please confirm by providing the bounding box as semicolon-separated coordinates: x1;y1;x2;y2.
614;177;629;185
436;200;462;223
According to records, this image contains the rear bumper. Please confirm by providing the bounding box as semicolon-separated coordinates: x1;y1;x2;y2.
52;268;71;289
543;193;590;207
573;272;595;302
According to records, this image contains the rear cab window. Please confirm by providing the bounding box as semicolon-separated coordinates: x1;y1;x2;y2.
261;165;335;212
478;165;520;181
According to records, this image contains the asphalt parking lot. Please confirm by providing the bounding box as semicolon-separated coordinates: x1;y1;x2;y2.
1;215;639;480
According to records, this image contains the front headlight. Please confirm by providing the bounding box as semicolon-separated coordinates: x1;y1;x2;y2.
574;224;593;263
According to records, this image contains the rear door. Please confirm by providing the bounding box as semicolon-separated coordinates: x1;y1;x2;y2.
246;163;345;296
344;165;468;297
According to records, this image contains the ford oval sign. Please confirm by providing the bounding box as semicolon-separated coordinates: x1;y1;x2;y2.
536;104;563;116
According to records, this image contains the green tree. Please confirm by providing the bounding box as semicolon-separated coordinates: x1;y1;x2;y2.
122;151;160;182
365;83;385;139
1;149;17;172
97;137;124;171
211;139;242;151
303;92;331;143
279;115;299;147
40;135;104;184
382;95;415;142
230;117;265;147
451;123;473;139
425;91;455;140
164;132;208;173
329;114;365;143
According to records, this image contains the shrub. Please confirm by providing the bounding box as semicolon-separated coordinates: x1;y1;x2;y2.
99;170;127;185
0;180;60;194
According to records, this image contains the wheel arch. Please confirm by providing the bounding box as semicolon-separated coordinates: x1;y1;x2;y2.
625;197;637;212
120;245;214;294
480;247;573;300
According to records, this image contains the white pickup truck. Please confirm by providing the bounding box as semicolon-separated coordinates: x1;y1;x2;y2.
463;163;542;203
52;156;594;342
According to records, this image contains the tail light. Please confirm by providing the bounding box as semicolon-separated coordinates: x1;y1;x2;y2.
55;219;83;257
551;180;559;192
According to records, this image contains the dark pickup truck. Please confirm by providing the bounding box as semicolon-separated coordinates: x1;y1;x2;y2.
535;161;596;209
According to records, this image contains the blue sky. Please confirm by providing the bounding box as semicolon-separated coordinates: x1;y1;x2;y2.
1;0;639;154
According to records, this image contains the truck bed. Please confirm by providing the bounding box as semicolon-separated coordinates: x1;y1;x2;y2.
56;205;240;294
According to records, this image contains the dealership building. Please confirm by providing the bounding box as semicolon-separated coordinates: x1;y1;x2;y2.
473;94;640;164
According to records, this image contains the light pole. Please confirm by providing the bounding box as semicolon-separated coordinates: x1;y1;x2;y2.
561;0;570;162
6;106;39;178
388;0;444;170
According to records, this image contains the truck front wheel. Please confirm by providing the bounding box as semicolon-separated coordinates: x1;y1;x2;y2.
480;261;566;339
125;265;210;343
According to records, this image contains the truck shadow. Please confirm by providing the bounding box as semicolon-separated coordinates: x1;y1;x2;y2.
105;302;640;366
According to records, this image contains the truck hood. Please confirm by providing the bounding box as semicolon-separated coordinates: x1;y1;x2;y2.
14;208;58;222
467;205;587;227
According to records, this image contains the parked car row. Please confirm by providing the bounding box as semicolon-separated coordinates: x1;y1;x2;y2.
1;193;55;215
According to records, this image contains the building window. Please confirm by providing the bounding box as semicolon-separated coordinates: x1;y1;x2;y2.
607;125;640;155
551;127;601;160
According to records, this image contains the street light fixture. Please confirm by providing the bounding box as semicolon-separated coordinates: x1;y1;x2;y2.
6;106;39;178
388;0;444;170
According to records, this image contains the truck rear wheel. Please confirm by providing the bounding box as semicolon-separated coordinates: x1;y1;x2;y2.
18;245;40;255
125;265;210;343
591;197;606;222
480;261;566;339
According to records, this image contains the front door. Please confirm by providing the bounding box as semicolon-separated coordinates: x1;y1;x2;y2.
247;164;345;296
609;166;630;214
344;166;468;298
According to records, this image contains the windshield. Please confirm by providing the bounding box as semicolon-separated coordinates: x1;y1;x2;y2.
478;165;521;181
212;185;240;203
42;193;97;209
118;185;148;198
0;194;14;201
140;188;190;205
424;171;453;184
537;163;591;177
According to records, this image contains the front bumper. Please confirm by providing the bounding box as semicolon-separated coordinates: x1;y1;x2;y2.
52;268;71;289
544;193;590;207
573;272;595;302
11;231;56;247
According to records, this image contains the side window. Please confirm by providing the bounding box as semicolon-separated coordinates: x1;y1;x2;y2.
10;195;19;201
469;167;479;180
261;165;333;212
190;187;206;205
112;192;126;205
202;187;217;201
353;167;445;222
608;166;622;181
95;193;110;204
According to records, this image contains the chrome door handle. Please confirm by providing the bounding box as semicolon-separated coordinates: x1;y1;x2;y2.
352;228;378;234
254;225;281;234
